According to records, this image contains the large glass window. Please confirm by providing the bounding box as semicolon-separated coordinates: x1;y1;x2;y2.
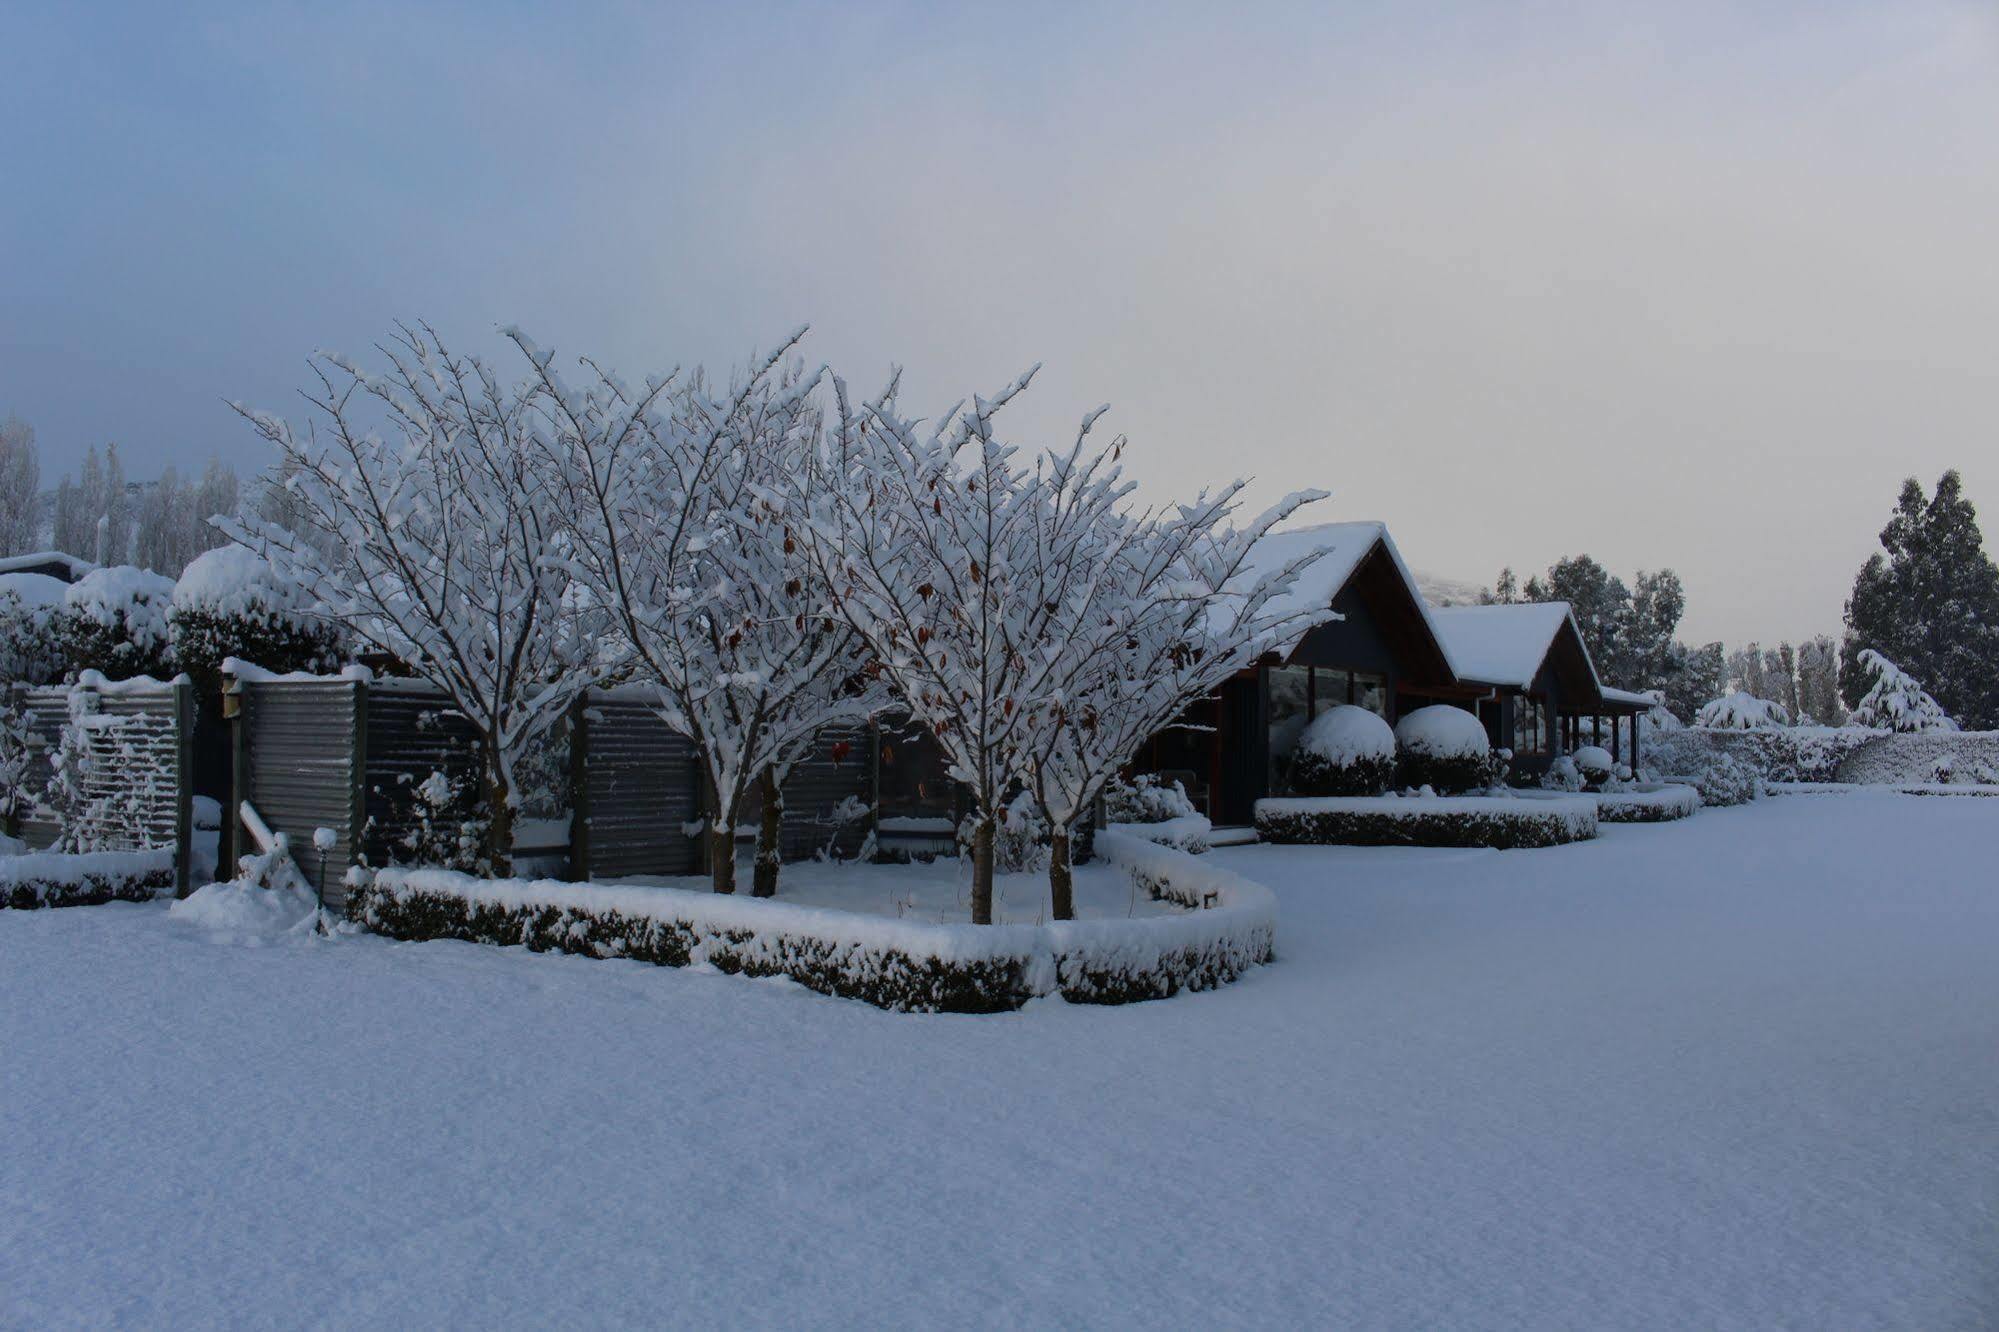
1513;695;1547;756
1351;671;1388;720
1267;666;1312;794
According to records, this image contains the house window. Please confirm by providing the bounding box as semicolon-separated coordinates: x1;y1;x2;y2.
1351;672;1388;720
1267;666;1312;794
1513;696;1548;756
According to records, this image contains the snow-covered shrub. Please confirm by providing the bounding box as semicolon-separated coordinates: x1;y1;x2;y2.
1539;755;1584;792
372;769;490;875
1104;772;1199;825
1831;731;1999;786
1255;795;1597;849
0;585;66;685
1291;704;1397;797
0;695;33;835
0;848;174;909
1695;691;1790;730
352;870;1053;1013
1692;751;1762;807
352;837;1276;1012
1846;650;1958;733
60;566;176;681
169;545;342;694
1393;705;1492;795
1570;745;1615;790
1594;785;1699;823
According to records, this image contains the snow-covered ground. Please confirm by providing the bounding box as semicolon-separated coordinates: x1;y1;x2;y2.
5;794;1997;1328
623;857;1179;924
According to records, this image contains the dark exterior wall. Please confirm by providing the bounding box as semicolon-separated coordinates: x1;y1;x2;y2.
236;680;362;905
1287;583;1402;683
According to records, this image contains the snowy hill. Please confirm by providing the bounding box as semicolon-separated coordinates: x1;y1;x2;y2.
1414;569;1488;607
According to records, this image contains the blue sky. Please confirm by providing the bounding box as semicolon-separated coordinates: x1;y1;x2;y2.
4;2;1997;643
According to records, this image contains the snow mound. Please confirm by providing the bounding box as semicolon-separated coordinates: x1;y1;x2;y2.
1696;692;1790;730
65;565;175;651
1394;704;1490;759
172;545;306;616
1298;704;1395;764
0;570;70;609
169;880;323;940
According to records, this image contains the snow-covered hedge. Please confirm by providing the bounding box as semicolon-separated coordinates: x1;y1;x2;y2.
1834;731;1999;786
0;848;175;909
1254;795;1597;849
61;566;176;681
1291;705;1396;797
1393;705;1492;794
1594;785;1699;823
352;841;1276;1013
1690;751;1762;807
170;546;342;692
1070;830;1275;1002
1647;726;1877;786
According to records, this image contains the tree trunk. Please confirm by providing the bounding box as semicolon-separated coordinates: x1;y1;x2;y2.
970;815;995;925
485;750;515;879
753;767;782;898
1048;828;1074;921
709;817;737;894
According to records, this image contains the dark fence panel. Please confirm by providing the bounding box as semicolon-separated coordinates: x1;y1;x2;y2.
576;694;701;878
235;679;360;906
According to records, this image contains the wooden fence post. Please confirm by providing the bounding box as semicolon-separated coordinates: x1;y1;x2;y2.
173;677;195;897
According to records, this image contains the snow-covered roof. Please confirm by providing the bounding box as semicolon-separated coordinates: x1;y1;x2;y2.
1599;686;1655;709
1236;521;1459;671
0;570;71;610
1428;602;1597;693
0;550;95;583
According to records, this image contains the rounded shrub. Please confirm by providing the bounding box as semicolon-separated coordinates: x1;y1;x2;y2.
1291;704;1397;796
61;566;176;681
170;546;343;694
1571;744;1615;790
1394;704;1493;794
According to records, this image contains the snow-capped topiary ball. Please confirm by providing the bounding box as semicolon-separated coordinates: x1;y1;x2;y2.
172;545;307;620
1291;704;1397;797
1394;704;1493;794
1571;745;1615;789
61;565;176;680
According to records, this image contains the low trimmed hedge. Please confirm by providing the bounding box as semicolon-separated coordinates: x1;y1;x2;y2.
0;848;176;909
1255;796;1597;849
354;846;1277;1014
1595;785;1699;823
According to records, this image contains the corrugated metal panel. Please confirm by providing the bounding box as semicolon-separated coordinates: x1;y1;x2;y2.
15;683;186;865
240;680;360;906
736;724;873;861
579;695;700;878
360;687;481;871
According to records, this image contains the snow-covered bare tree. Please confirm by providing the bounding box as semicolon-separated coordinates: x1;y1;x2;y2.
1007;422;1333;918
135;459;239;576
0;416;40;556
799;367;1331;922
1846;649;1957;732
520;327;887;896
218;323;598;874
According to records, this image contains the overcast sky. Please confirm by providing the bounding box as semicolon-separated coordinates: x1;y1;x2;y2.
4;1;1996;645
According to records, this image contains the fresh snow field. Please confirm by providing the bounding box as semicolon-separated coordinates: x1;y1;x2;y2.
5;793;1997;1329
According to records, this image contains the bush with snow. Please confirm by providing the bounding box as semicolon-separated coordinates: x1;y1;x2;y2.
1695;691;1790;730
1291;704;1397;797
169;545;342;693
1570;745;1615;790
351;830;1275;1012
1393;705;1493;794
1256;794;1597;849
60;566;176;681
0;581;67;685
0;847;174;909
1539;755;1583;792
0;694;33;836
1104;772;1199;825
1692;750;1762;807
1845;649;1958;733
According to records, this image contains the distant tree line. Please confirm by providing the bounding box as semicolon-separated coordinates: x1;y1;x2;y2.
0;413;242;576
